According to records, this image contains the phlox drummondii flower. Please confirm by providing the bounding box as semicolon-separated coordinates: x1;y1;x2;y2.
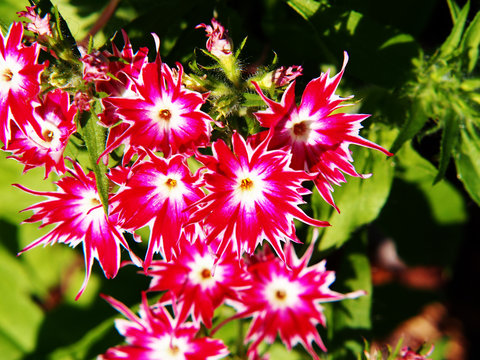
5;89;77;177
110;152;205;266
147;235;251;328
102;35;212;159
17;5;53;39
188;132;329;263
253;52;392;210
232;238;365;360
100;293;229;360
196;18;233;58
16;160;132;300
0;22;44;145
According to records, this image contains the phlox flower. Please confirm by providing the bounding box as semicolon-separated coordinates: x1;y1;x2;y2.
196;18;233;58
17;6;53;39
0;22;44;145
187;132;328;263
100;293;229;360
253;52;392;210
101;35;212;159
232;238;365;359
109;152;205;266
272;65;303;88
398;346;434;360
5;89;77;177
147;235;251;328
16;160;131;300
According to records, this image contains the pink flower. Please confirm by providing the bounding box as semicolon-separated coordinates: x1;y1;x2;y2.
398;346;433;360
253;52;392;210
17;6;52;38
100;293;229;360
232;239;365;359
16;160;131;300
272;65;303;87
196;18;233;58
81;49;110;82
5;89;77;177
0;22;44;145
102;38;212;159
187;132;329;263
147;235;251;328
110;152;205;266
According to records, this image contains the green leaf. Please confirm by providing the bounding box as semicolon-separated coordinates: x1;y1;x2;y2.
439;0;470;58
390;97;428;153
286;0;322;20
434;110;459;183
454;122;480;206
325;231;372;359
312;126;396;253
78;103;109;213
446;0;461;24
460;9;480;72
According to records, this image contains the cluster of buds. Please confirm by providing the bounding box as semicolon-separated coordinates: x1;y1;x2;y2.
1;4;392;359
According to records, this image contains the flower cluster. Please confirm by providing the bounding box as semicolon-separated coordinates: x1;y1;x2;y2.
1;7;392;359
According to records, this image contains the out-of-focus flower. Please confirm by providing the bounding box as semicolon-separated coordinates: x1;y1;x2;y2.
100;293;229;360
234;238;365;360
0;22;44;145
196;18;233;58
398;346;434;360
187;132;329;263
74;91;91;112
102;36;212;159
16;160;131;300
253;52;392;210
272;65;303;87
5;89;77;177
110;152;205;266
17;6;52;39
147;235;251;328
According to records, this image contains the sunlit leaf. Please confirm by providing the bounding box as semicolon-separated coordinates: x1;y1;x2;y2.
438;0;469;58
434;110;459;183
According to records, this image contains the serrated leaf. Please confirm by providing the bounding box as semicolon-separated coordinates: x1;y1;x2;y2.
390;97;428;153
454;122;480;205
439;1;470;58
312;126;396;253
434;111;459;183
286;0;322;20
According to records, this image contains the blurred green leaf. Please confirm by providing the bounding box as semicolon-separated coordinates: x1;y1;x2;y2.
446;0;461;23
434;110;459;183
455;122;480;206
390;97;428;153
325;232;372;359
460;9;480;72
286;0;322;20
312;126;396;253
439;0;469;58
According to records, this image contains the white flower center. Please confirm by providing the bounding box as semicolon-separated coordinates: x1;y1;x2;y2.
264;276;301;310
233;170;265;207
150;335;189;360
188;254;220;289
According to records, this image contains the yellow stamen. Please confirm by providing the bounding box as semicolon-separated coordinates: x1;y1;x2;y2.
159;109;172;121
275;289;287;300
240;177;254;190
165;178;177;188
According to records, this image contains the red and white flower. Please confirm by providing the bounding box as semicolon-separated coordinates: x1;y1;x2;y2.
16;160;131;299
0;22;44;145
147;235;250;328
100;293;229;360
188;132;329;263
5;89;77;177
253;52;392;210
101;36;212;159
233;238;365;359
110;152;205;266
